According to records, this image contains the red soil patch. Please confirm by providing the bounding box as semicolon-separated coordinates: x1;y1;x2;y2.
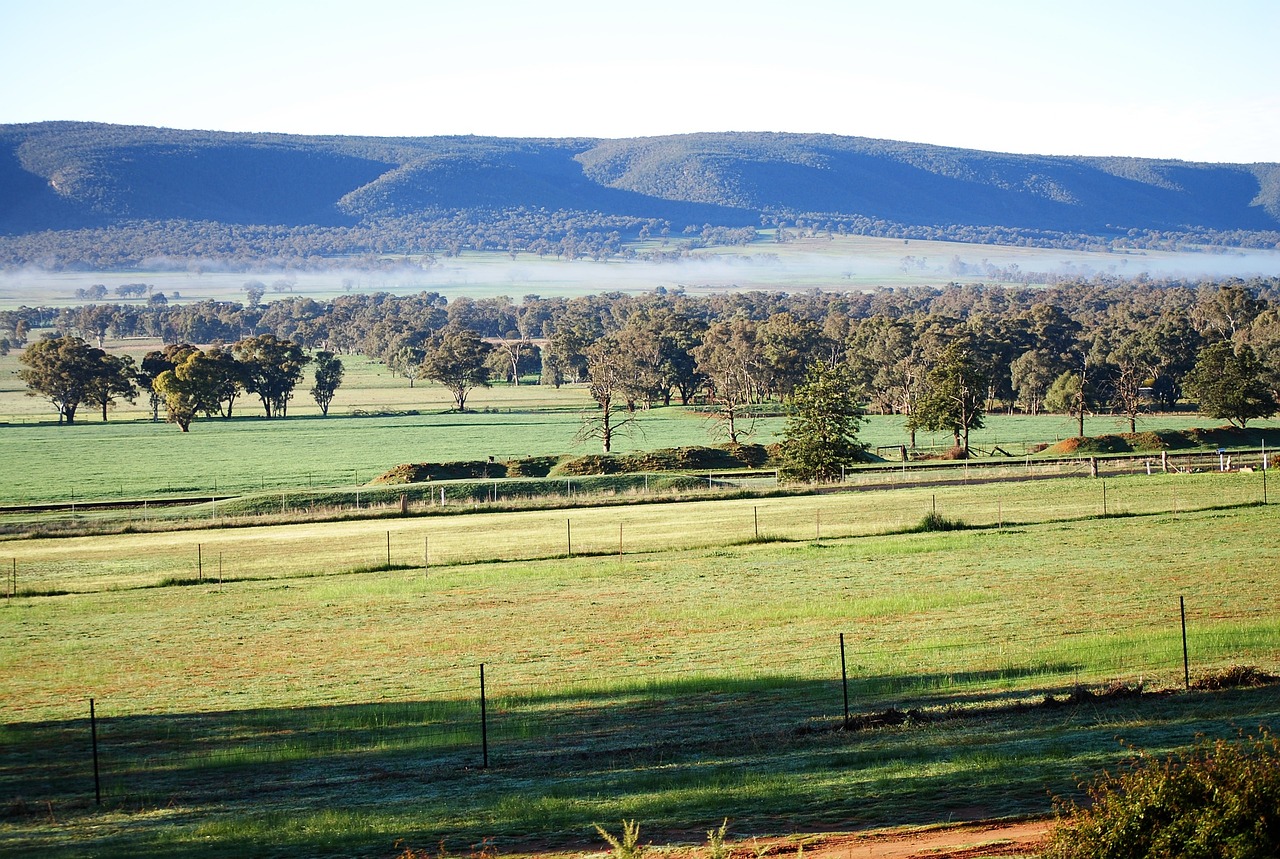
788;820;1050;858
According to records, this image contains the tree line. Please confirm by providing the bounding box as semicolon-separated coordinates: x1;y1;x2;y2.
10;276;1280;444
18;334;345;431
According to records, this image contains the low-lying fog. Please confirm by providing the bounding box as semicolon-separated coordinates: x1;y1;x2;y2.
2;239;1278;308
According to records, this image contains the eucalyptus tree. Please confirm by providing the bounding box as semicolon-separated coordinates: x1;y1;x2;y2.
232;334;311;418
421;327;492;411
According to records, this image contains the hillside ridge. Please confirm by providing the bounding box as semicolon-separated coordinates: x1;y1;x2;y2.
3;121;1279;249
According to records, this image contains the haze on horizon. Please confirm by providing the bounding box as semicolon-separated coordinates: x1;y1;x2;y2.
2;0;1277;165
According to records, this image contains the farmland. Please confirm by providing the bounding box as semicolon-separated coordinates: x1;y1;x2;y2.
4;322;1280;858
5;348;1277;507
2;467;1279;857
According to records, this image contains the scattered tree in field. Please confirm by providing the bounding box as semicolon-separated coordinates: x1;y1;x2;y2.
137;344;198;421
310;351;344;416
205;347;246;418
232;334;310;418
1184;341;1276;427
422;327;492;411
492;331;533;386
1045;367;1093;437
779;360;866;482
577;335;639;453
386;343;428;388
153;350;224;431
84;352;138;421
908;338;988;456
18;335;106;424
694;319;761;443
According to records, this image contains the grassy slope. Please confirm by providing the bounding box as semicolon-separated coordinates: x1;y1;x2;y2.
1;478;1278;857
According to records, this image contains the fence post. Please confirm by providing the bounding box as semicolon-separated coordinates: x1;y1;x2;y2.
479;663;489;769
619;523;623;559
1102;480;1107;516
566;519;572;558
424;536;430;577
197;544;202;582
840;633;849;729
386;531;391;568
1180;596;1190;690
754;506;759;539
90;698;101;805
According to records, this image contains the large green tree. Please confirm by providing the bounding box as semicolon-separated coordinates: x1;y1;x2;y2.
422;327;492;411
153;350;225;431
232;334;310;418
577;335;638;453
1184;341;1276;428
779;360;866;482
907;338;988;456
693;319;761;444
18;335;107;424
310;351;345;416
84;352;138;422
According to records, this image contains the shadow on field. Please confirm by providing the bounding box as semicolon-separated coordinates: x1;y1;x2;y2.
5;676;1279;859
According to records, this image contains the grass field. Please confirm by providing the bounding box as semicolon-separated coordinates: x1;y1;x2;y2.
4;346;1276;505
2;471;1278;857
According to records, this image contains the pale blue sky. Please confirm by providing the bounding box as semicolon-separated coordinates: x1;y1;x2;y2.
2;0;1276;162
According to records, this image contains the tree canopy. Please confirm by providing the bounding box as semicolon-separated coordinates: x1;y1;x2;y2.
1183;341;1277;428
779;360;867;482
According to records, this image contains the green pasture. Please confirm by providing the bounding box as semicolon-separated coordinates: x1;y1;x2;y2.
1;486;1277;857
1;470;1273;594
4;343;1275;506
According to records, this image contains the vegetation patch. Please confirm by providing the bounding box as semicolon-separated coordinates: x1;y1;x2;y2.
551;444;774;476
905;511;967;532
1190;664;1278;690
1043;426;1276;457
373;460;507;484
1044;729;1280;858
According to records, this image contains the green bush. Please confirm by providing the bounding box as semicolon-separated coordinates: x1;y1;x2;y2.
1044;730;1280;859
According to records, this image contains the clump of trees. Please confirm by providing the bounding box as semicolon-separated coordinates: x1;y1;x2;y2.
18;335;136;424
18;333;346;431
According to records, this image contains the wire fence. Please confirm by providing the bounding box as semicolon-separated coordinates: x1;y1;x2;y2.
5;592;1276;813
3;459;1274;597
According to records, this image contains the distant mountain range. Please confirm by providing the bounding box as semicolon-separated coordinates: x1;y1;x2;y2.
3;121;1279;245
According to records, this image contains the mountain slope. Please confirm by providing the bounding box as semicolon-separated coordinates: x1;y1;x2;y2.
2;122;1277;240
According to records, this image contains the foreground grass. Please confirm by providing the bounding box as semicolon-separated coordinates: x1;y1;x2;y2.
2;497;1277;857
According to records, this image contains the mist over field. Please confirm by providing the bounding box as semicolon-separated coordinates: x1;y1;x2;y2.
4;238;1280;308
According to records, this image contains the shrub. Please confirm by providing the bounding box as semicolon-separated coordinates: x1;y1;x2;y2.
908;511;966;532
1044;730;1280;859
595;820;645;859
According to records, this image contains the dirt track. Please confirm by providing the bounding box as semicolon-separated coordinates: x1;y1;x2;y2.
789;820;1050;858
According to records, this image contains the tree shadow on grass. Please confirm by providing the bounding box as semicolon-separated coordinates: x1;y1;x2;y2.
4;676;1278;859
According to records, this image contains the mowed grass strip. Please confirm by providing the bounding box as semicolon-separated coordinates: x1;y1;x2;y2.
1;470;1269;594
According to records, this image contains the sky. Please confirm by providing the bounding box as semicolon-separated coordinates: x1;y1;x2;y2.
1;0;1277;163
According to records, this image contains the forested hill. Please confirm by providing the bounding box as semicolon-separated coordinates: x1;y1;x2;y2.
3;121;1279;247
